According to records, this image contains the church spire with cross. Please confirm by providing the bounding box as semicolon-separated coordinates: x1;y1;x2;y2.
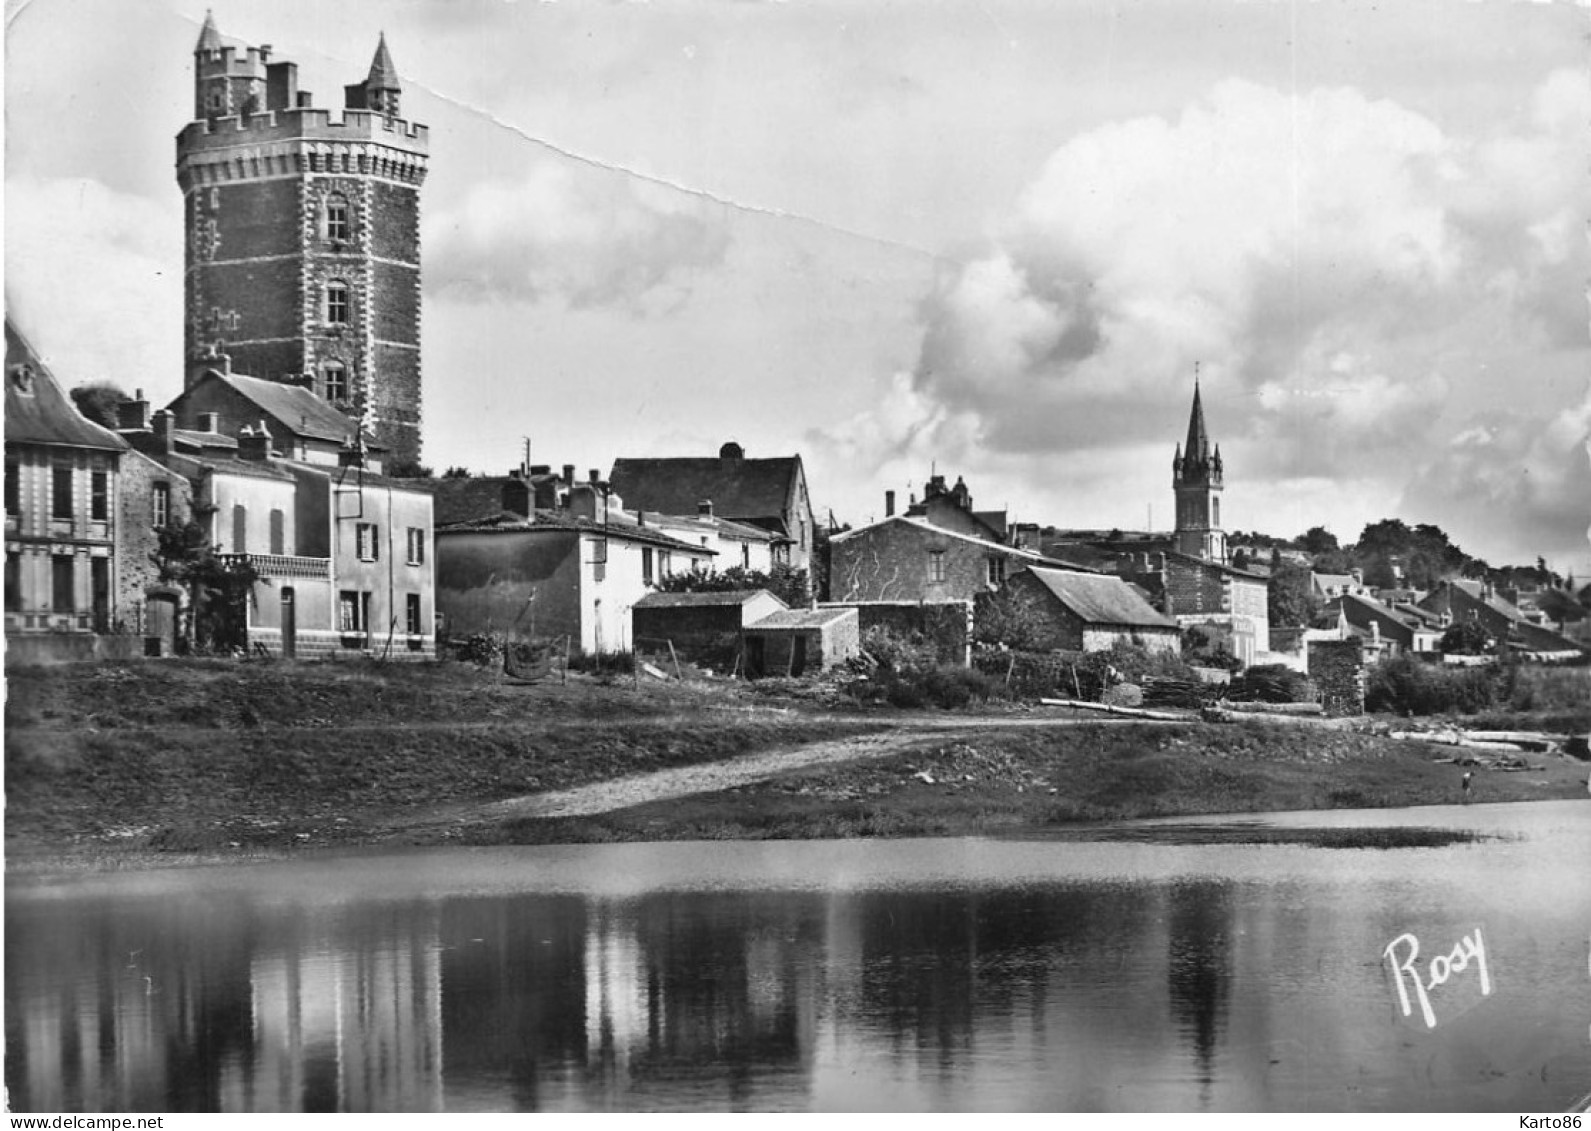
1171;364;1227;563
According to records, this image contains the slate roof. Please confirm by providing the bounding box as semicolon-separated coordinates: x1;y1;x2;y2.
187;371;383;448
747;607;857;630
608;454;802;533
634;590;785;610
1164;550;1268;581
4;319;129;452
162;452;298;484
1024;567;1180;630
831;515;1092;570
436;511;713;555
414;475;556;526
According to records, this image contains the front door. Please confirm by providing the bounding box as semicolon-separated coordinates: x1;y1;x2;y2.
281;588;296;659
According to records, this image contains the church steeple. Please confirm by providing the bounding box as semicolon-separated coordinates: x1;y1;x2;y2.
1171;368;1227;563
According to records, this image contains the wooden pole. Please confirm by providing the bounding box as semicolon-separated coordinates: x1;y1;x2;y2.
668;639;682;680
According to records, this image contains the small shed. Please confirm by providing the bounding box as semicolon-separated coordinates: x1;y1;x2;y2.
998;567;1182;654
632;589;788;653
742;606;860;678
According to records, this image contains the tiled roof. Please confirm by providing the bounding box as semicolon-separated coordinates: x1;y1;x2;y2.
608;454;802;530
1025;567;1180;629
4;319;129;452
634;590;785;610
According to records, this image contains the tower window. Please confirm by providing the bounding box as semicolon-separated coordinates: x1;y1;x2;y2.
325;194;350;242
326;281;350;325
324;362;349;402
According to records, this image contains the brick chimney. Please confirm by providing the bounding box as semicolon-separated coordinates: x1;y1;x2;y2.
238;424;272;462
885;490;895;518
698;499;714;517
151;409;176;455
116;389;151;431
562;464;575;487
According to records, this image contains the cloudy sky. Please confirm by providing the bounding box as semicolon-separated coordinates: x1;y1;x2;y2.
6;0;1589;571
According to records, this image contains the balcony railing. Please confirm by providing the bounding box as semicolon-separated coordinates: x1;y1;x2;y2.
217;553;331;580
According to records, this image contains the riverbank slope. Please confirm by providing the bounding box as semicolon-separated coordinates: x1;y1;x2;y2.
6;659;1587;869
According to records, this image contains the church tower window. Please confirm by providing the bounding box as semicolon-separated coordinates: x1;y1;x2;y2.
323;362;349;403
325;194;351;242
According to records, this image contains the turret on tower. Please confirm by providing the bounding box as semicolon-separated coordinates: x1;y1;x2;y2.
176;16;429;466
1172;375;1227;563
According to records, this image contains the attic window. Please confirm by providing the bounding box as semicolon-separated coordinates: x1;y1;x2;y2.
10;364;34;395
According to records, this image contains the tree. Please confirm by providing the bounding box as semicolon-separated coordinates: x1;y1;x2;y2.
386;459;433;478
1298;525;1338;555
1267;561;1322;629
152;519;265;652
441;466;473;479
69;381;131;430
1439;620;1494;656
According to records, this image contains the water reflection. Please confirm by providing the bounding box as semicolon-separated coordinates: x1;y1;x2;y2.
7;802;1590;1112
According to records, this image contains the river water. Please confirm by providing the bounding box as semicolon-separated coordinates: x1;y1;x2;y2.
6;800;1589;1112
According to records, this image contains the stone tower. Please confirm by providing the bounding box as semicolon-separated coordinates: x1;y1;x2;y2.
176;14;428;466
1171;378;1227;563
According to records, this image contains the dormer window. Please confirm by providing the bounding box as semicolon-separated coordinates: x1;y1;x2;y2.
325;194;350;242
323;361;349;402
326;281;350;325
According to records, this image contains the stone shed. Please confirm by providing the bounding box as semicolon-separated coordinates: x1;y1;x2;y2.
632;589;788;654
743;606;860;678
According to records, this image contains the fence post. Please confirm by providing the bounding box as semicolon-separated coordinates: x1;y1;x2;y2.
668;639;682;680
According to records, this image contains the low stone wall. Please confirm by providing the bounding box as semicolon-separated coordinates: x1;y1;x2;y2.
1308;638;1366;717
5;634;148;666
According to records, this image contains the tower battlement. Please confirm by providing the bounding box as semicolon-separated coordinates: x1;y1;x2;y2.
177;12;428;468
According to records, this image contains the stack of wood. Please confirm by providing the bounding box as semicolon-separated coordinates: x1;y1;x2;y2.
1139;676;1219;709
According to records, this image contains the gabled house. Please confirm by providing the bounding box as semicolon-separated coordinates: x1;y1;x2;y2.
166;355;388;471
5;319;129;646
608;442;815;570
1312;570;1369;601
1324;593;1442;655
434;505;714;655
986;566;1182;654
1419;579;1585;657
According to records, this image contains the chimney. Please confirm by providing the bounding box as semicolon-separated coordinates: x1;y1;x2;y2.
698;499;714;518
116;389;151;431
885;490;895;518
196;412;220;434
719;441;744;462
238;425;273;462
529;464;551;476
562;464;575;487
151;410;176;456
588;468;601;485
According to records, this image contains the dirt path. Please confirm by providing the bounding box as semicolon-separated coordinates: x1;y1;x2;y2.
393;713;1176;834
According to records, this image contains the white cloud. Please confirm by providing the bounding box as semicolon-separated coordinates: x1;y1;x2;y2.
422;160;733;313
4;176;183;396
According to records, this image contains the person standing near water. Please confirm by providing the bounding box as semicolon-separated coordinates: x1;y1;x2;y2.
1461;770;1473;804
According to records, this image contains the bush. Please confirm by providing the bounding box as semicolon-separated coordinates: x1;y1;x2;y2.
1365;655;1497;715
449;634;502;666
851;663;1009;710
860;626;941;677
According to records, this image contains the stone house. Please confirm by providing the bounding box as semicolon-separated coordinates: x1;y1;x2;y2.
609;442;815;570
1119;551;1271;666
828;516;1063;605
984;567;1181;654
742;606;860;677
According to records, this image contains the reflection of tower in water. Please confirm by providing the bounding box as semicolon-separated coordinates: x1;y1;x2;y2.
1166;881;1235;1101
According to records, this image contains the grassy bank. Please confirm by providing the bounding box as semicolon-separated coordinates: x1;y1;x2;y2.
6;658;1587;868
